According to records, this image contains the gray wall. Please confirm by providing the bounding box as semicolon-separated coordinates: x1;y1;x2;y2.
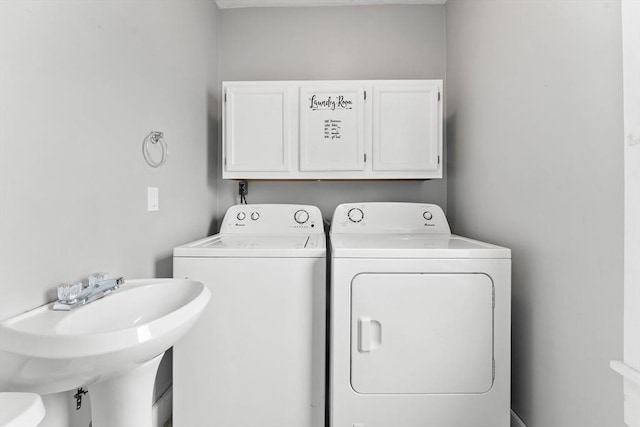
217;5;447;220
445;1;624;426
0;0;219;319
0;1;219;425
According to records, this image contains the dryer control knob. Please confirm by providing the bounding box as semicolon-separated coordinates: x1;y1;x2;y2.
294;209;310;224
236;212;246;221
348;208;364;223
250;212;260;221
423;211;433;221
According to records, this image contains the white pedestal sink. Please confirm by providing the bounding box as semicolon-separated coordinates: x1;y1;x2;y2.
0;279;210;427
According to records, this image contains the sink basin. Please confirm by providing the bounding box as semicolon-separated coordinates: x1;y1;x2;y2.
0;278;210;427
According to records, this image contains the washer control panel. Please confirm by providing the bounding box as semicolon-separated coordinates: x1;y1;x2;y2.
331;202;451;234
221;204;324;233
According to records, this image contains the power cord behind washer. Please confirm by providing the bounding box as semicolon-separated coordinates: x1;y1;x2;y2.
238;180;248;205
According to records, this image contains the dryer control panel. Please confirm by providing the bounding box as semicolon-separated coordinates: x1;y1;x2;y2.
220;204;324;234
331;202;451;234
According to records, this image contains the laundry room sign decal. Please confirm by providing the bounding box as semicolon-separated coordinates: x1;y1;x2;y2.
306;92;357;143
300;88;363;171
308;94;353;111
324;119;342;140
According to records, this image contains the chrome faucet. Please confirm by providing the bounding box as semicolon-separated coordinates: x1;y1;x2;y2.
53;274;124;311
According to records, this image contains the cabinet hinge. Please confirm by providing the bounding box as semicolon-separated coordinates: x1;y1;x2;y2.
438;92;441;102
437;155;441;165
364;153;367;162
364;90;367;101
224;92;227;102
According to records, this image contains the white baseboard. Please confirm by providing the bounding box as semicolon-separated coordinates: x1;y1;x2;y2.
511;409;527;427
152;385;173;427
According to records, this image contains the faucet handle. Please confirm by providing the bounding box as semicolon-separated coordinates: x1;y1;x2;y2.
57;282;83;303
88;272;110;286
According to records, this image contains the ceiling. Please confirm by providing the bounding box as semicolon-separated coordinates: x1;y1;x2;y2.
216;0;446;8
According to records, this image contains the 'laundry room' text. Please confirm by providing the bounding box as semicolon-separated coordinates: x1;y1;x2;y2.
309;95;353;111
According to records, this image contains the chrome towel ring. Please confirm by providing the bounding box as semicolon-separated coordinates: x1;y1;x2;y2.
142;131;168;168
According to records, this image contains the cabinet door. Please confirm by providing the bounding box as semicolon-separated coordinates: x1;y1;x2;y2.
372;82;441;173
299;85;366;172
224;86;293;173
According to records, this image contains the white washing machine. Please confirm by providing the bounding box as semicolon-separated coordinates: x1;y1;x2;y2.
173;204;326;427
329;202;511;427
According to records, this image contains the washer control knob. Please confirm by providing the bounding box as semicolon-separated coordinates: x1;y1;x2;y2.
423;211;433;221
348;208;364;223
250;212;260;221
294;209;310;224
236;212;246;221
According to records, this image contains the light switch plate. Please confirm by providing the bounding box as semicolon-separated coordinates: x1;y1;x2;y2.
147;187;159;212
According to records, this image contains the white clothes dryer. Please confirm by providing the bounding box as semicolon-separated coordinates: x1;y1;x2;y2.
173;204;326;427
329;202;511;427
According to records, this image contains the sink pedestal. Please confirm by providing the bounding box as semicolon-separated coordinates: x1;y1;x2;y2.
88;353;164;427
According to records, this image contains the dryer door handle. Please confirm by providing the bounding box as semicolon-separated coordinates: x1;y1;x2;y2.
358;317;382;353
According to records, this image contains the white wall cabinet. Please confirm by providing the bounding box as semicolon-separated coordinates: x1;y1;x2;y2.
372;83;441;173
224;85;294;173
222;80;443;180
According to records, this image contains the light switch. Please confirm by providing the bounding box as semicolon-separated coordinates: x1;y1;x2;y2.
147;187;159;212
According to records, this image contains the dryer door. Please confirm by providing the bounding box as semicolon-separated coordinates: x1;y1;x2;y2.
351;273;494;394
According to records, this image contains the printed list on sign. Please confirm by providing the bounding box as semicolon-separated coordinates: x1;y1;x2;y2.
324;119;342;140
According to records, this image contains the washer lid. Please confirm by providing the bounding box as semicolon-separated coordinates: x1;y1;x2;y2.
174;234;326;258
330;234;510;259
